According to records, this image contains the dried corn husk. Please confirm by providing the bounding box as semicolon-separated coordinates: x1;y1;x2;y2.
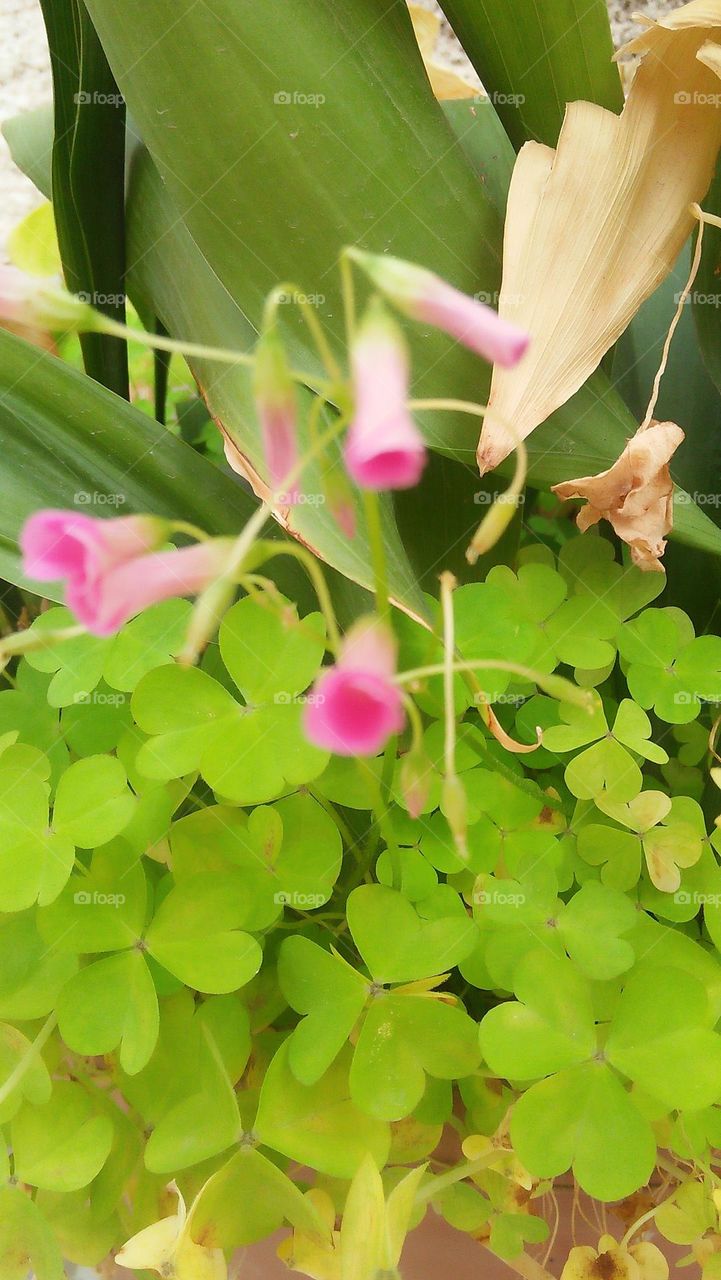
477;0;721;474
552;420;684;571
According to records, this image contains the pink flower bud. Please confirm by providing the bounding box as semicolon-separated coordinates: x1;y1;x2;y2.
21;509;231;636
0;265;99;343
350;250;529;368
254;328;299;504
344;304;426;491
303;616;405;756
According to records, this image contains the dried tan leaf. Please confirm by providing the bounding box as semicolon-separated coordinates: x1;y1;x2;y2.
407;3;478;100
561;1235;668;1280
477;0;721;474
551;421;684;571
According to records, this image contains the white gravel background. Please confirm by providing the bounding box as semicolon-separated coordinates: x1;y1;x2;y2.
0;0;685;257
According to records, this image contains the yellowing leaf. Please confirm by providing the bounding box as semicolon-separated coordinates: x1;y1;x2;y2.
561;1234;668;1280
116;1184;226;1280
552;421;684;571
407;3;478;100
477;0;721;474
7;204;62;278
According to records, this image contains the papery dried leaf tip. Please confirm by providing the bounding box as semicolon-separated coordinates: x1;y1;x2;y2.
344;301;427;491
348;248;530;367
304;615;405;755
253;326;299;504
21;510;232;636
552;421;683;571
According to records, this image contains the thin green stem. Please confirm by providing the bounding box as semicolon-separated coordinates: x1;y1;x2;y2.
398;660;594;711
268;283;343;384
415;1150;504;1203
339;249;357;351
96;316;331;396
407;398;488;418
440;572;457;784
256;539;341;653
362;491;389;620
0;1013;57;1108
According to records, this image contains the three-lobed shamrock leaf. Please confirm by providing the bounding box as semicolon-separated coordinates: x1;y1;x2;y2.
25;601;193;706
594;791;704;893
279;895;480;1121
169;792;342;920
480;950;721;1199
543;698;667;803
618;607;721;723
464;873;636;989
0;745;136;912
131;595;328;804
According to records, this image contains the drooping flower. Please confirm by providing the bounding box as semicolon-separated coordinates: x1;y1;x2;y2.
21;509;231;636
344;302;426;491
0;265;98;347
116;1183;226;1280
303;616;405;755
253;326;299;504
349;249;530;367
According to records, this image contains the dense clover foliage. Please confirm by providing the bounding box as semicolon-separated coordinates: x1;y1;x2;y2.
2;532;721;1271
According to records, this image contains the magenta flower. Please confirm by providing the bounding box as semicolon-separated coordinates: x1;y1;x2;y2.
254;328;299;504
350;250;530;368
21;510;230;636
304;616;405;756
344;304;426;491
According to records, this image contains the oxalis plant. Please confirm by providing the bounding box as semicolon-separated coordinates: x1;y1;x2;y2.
3;0;721;1278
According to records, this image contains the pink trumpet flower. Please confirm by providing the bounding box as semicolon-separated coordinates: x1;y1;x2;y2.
344;303;426;491
21;510;230;637
350;250;530;368
304;616;405;756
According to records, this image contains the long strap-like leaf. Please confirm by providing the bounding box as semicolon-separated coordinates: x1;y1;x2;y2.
438;0;623;147
39;0;129;397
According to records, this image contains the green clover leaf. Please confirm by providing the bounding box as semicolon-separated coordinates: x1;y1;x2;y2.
618;607;721;723
56;950;159;1076
346;884;477;984
279;935;479;1120
0;1186;64;1280
596;791;704;893
255;1041;390;1178
544;698;666;803
12;1081;114;1193
132;660;327;805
